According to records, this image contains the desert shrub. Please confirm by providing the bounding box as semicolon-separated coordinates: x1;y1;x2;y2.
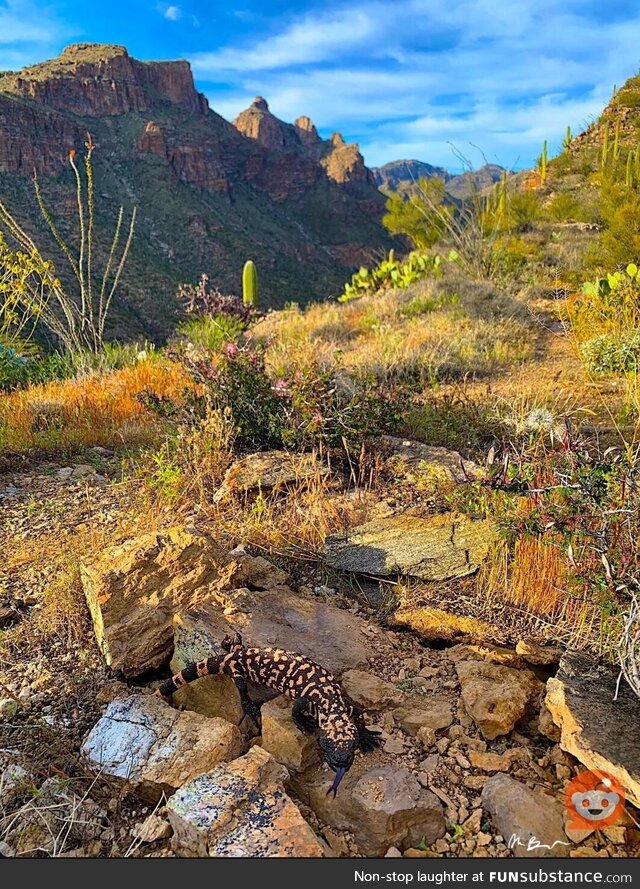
0;139;135;354
581;332;640;375
507;191;542;232
595;181;640;267
178;315;246;352
401;290;459;318
176;274;252;324
175;341;400;451
546;192;593;223
0;344;73;392
383;178;450;248
617;90;640;108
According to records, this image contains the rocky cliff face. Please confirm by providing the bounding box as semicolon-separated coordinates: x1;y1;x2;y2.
1;44;207;118
0;44;391;339
233;97;378;202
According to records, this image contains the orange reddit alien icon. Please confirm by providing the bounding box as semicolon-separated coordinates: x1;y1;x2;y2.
565;770;626;830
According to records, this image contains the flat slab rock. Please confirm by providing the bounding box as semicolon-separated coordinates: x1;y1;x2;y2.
81;695;243;801
292;759;445;856
325;513;495;581
482;774;569;858
392;605;500;645
546;651;640;807
213;450;330;503
167;746;328;857
378;436;484;485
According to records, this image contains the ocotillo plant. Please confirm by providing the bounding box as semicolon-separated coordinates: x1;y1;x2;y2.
242;259;259;308
539;140;548;182
563;126;572;153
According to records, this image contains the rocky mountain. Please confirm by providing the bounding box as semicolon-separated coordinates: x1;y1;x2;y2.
0;44;392;340
373;159;508;200
445;164;508;199
373;159;451;194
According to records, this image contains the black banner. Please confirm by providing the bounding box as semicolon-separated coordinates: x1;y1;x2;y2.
2;856;639;887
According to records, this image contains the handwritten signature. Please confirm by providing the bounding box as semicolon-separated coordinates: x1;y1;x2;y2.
508;833;571;852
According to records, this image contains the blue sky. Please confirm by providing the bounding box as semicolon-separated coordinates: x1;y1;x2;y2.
3;0;640;170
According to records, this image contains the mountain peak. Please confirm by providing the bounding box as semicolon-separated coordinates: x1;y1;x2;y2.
251;96;269;112
1;43;207;117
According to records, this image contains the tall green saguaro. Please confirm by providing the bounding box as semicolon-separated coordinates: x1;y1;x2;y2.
540;140;548;182
242;259;259;309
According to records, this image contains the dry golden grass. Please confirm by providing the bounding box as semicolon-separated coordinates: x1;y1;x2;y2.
1;483;169;654
0;357;190;457
259;278;535;386
476;536;603;647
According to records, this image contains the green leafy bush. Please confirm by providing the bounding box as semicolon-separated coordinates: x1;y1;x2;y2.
580;332;640;375
178;315;247;352
0;341;73;392
401;292;459;318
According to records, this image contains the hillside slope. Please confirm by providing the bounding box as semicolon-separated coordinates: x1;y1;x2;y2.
0;44;392;340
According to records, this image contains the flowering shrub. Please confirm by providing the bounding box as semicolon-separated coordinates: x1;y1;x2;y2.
173;339;400;451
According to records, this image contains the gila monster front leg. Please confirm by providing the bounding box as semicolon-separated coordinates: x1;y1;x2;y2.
234;678;262;732
291;697;318;733
347;701;381;751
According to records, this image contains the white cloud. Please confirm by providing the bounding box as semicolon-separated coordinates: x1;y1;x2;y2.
191;6;385;73
195;1;640;169
163;5;182;22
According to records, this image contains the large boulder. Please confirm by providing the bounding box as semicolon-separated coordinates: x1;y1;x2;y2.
546;651;640;807
80;527;226;676
292;760;445;856
81;696;243;801
167;746;328;857
456;660;543;740
481;774;569;858
213;451;330;503
325;513;495;581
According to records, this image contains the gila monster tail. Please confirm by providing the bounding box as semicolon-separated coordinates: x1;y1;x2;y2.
154;633;244;700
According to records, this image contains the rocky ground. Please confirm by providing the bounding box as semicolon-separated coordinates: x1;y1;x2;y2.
1;447;639;858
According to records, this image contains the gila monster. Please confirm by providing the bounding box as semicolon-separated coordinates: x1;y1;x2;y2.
155;632;380;796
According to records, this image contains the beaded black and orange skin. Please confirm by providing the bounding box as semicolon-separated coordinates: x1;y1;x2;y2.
155;633;380;796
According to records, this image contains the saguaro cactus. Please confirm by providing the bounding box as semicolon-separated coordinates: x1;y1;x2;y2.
242;259;258;308
602;126;610;168
614;120;621;160
540;140;548;182
563;126;572;153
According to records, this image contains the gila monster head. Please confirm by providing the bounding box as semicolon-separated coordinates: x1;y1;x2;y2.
318;713;359;797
